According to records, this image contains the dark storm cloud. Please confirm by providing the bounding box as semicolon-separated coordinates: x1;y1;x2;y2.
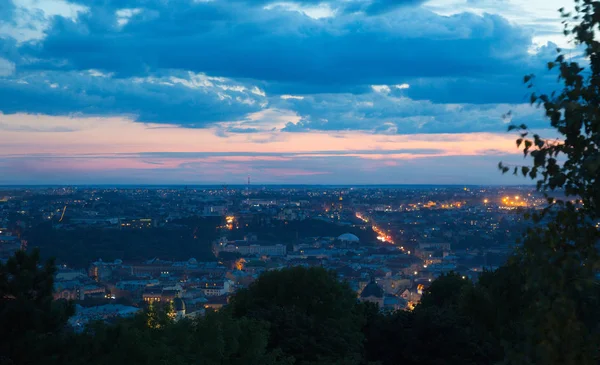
22;0;531;87
0;0;557;132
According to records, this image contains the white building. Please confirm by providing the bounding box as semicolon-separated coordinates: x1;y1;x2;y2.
200;279;232;297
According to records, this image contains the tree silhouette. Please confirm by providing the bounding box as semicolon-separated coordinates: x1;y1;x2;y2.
0;249;74;365
496;1;600;362
229;266;365;365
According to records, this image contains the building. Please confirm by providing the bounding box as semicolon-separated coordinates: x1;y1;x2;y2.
88;259;123;281
173;297;186;321
415;242;451;260
83;284;106;298
130;258;226;277
359;279;384;307
116;279;160;292
203;205;226;216
204;295;229;311
142;287;163;303
54;281;83;300
377;276;411;295
383;295;406;311
69;304;140;330
199;279;232;297
337;233;360;243
161;289;179;302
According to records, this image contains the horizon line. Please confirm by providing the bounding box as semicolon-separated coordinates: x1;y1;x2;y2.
0;183;536;188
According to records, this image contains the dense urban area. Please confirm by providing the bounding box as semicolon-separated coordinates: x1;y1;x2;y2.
0;185;545;325
4;0;600;362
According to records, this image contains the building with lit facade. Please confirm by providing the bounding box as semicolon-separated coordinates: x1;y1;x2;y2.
199;279;232;297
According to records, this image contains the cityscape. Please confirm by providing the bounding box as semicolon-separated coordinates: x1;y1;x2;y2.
1;0;599;363
0;184;543;324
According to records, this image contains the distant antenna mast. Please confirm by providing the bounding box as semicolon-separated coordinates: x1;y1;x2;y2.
246;175;250;205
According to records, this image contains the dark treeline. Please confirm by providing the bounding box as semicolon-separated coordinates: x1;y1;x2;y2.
1;251;598;365
24;216;221;267
24;217;375;269
228;216;377;243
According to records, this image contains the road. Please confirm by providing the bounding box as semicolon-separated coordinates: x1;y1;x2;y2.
355;212;396;245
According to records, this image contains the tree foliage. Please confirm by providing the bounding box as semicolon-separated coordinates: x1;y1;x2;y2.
60;311;290;365
496;1;600;363
418;272;471;310
499;0;600;260
26;219;219;268
0;249;74;365
229;266;365;365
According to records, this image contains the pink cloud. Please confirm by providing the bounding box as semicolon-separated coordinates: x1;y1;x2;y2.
0;114;540;183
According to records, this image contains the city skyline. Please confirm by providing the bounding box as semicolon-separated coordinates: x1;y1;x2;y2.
0;0;570;184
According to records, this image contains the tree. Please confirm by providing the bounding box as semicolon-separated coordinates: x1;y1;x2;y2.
362;305;497;365
496;1;600;362
0;249;74;365
60;309;291;365
418;272;472;310
229;266;365;365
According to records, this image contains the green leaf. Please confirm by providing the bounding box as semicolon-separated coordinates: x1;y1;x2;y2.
529;168;537;179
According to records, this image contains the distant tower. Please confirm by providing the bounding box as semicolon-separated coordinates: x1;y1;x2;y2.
246;175;250;205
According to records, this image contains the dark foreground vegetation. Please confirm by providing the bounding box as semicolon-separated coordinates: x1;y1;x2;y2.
1;250;598;365
3;1;600;364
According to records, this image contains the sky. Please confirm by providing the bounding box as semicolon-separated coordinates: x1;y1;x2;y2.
0;0;574;185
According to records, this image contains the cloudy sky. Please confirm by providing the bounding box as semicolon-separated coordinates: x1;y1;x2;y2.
0;0;571;184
